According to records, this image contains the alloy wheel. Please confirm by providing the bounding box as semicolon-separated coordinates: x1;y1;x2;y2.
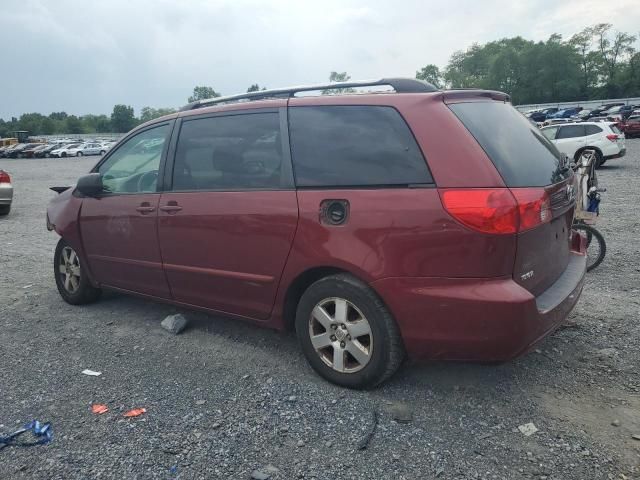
59;246;81;294
308;297;373;373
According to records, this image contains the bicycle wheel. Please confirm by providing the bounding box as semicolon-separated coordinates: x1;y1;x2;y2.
573;224;606;272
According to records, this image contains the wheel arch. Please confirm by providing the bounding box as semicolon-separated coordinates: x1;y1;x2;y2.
281;266;389;332
574;145;603;160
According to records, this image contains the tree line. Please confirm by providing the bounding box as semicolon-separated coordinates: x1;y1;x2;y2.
2;23;637;137
417;23;639;104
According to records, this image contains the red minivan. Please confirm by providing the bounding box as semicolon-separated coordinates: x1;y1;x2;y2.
47;78;586;388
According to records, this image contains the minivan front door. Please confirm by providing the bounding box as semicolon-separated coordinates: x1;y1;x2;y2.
157;109;298;320
80;123;173;298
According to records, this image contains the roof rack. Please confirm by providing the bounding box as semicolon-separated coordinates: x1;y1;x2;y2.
180;77;438;111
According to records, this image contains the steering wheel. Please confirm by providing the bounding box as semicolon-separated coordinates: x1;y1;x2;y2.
137;170;158;192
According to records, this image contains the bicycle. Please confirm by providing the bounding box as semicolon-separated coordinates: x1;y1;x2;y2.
572;149;606;272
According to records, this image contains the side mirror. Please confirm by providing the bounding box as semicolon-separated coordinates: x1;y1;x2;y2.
76;173;103;197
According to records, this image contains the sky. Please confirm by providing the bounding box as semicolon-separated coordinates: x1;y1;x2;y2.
1;0;639;119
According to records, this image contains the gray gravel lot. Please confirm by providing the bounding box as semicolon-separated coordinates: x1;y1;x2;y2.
1;144;639;479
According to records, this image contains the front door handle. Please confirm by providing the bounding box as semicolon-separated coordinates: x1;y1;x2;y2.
159;201;182;213
136;202;156;214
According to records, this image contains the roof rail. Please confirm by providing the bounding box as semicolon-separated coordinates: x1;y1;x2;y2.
180;77;438;111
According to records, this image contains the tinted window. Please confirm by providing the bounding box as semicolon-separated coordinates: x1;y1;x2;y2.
610;124;622;135
585;125;603;135
172;113;285;191
557;125;586;139
289;106;431;187
449;102;569;187
98;124;169;194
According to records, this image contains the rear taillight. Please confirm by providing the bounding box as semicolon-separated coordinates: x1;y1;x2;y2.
606;134;619;141
511;188;552;231
439;188;551;235
0;171;10;183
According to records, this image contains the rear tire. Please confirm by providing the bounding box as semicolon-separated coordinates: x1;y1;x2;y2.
100;150;105;155
295;273;405;389
573;224;606;272
0;205;10;216
54;239;101;305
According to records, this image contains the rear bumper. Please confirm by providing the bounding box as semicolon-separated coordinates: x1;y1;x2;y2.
0;184;13;204
372;252;587;361
604;147;626;160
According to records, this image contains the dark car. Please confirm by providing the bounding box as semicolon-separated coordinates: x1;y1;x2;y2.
46;78;586;388
6;143;31;158
528;107;558;122
35;144;64;158
589;103;625;118
21;143;46;158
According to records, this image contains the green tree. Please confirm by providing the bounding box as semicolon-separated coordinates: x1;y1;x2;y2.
247;84;262;92
139;106;176;123
592;23;636;95
416;64;443;88
188;86;220;103
110;105;136;133
65;115;84;134
322;71;355;95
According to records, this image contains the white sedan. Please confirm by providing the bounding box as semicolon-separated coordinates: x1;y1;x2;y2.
50;144;82;158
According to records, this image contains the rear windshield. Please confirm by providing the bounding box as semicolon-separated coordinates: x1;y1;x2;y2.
449;101;570;187
610;124;622;134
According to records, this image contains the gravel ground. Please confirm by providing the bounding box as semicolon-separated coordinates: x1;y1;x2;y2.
0;143;639;480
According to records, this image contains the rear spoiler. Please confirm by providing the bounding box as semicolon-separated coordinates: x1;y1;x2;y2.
442;89;510;103
50;186;71;194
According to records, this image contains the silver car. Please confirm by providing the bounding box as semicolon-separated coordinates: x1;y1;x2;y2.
0;169;13;216
81;142;109;156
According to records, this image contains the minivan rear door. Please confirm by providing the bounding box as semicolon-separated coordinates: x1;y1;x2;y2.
157;107;298;320
448;100;576;296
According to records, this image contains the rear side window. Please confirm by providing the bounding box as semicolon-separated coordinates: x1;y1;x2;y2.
289;106;432;187
585;125;602;135
557;125;586;139
610;124;622;135
172;113;286;191
449;102;570;187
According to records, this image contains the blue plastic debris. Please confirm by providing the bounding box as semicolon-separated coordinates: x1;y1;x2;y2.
0;420;53;450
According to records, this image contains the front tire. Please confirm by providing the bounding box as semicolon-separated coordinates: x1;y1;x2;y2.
0;205;10;216
76;152;83;157
54;239;101;304
295;274;405;389
100;150;105;155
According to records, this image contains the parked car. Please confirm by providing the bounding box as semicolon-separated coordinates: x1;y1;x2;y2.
548;107;581;119
589;103;624;118
35;144;64;158
50;144;82;158
20;143;47;158
527;107;559;122
621;115;640;138
81;142;109;156
47;78;587;388
575;109;590;118
0;169;13;216
541;122;626;167
5;143;33;158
